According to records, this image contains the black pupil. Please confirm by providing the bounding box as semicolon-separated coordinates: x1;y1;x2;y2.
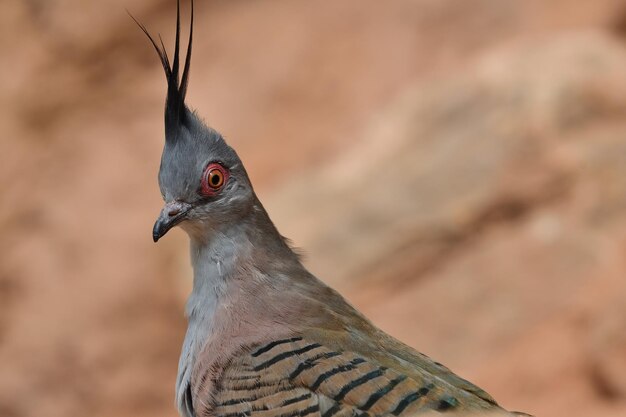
211;172;221;186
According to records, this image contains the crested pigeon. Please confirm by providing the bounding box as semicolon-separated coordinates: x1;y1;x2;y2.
134;1;527;416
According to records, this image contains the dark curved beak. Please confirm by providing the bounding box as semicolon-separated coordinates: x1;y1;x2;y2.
153;201;192;242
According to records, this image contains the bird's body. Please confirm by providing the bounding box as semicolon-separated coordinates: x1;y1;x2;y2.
134;2;526;416
175;202;501;417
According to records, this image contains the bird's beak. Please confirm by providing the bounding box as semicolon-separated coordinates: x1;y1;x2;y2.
153;201;192;242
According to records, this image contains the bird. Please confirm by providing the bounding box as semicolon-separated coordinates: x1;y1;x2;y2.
133;1;526;416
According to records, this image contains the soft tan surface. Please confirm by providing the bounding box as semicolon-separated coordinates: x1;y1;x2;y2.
1;1;626;417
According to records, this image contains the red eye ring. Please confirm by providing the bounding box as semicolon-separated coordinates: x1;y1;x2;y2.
200;163;229;196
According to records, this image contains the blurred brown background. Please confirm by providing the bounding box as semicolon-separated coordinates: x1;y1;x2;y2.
2;0;626;416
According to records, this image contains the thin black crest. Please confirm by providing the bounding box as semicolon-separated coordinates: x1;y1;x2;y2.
129;0;194;139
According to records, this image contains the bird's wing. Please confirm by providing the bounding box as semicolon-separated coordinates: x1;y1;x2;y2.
211;334;507;417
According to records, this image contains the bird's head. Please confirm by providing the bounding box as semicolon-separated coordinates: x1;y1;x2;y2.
133;0;254;242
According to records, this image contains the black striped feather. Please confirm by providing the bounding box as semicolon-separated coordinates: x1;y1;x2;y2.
210;337;491;417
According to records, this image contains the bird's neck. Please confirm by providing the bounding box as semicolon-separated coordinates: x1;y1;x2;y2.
178;199;302;380
178;210;291;417
185;198;299;318
176;201;310;417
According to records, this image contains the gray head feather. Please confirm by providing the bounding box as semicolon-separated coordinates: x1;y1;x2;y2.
132;0;256;241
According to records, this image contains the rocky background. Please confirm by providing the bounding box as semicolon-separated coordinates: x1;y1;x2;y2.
1;0;626;416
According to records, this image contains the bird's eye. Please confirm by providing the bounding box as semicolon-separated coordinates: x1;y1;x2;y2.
201;163;228;196
208;169;224;188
